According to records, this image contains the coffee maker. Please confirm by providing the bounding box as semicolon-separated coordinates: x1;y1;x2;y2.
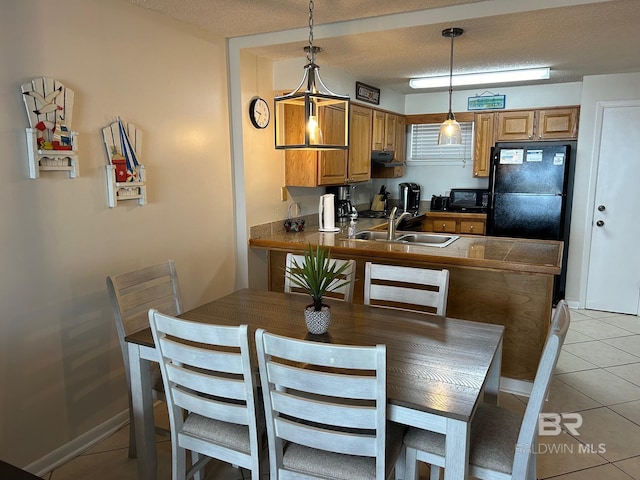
399;183;421;214
326;186;356;224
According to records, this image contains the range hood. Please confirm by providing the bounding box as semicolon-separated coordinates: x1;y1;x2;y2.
371;150;403;167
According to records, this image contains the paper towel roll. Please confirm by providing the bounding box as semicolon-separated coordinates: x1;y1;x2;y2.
319;194;338;231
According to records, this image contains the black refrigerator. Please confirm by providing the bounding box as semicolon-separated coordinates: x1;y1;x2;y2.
487;141;576;304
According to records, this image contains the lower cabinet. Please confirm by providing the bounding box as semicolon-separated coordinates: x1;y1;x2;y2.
422;212;486;235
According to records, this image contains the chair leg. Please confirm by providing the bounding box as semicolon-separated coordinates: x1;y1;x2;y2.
395;446;406;480
405;447;419;480
128;410;137;458
192;452;202;480
430;465;442;480
174;444;187;480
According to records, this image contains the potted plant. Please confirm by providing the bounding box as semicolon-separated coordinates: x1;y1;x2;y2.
285;244;352;334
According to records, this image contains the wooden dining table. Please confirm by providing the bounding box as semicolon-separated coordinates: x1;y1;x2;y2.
126;288;504;480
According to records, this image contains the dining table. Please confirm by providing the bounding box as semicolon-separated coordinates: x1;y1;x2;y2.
126;288;504;480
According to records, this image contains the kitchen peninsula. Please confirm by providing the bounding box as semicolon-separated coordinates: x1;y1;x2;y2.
249;218;563;389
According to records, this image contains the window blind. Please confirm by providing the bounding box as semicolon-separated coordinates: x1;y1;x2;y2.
408;122;473;165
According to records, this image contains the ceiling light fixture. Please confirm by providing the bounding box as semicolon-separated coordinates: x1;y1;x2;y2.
274;0;349;150
438;27;464;146
410;67;551;90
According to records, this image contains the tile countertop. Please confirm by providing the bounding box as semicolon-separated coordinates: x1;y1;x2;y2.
249;218;563;276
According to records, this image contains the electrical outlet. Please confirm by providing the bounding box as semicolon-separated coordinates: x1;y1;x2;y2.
281;186;288;202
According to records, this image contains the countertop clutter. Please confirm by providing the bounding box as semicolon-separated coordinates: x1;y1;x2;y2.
249;217;562;275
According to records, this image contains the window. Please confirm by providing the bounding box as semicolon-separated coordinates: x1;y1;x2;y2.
408;122;473;166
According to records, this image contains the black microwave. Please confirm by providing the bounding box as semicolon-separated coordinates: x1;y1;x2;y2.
449;189;488;212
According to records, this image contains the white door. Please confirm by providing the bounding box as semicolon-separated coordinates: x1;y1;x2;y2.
585;102;640;314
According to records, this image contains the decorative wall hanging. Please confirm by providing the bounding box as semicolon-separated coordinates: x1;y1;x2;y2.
355;82;380;105
468;91;506;110
102;118;147;207
21;77;79;178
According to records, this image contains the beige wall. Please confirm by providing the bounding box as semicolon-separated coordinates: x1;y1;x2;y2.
0;0;236;468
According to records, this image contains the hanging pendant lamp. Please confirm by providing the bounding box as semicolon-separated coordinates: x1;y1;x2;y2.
438;27;464;145
274;0;350;150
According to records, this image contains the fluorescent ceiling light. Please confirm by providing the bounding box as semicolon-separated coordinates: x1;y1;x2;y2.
409;67;550;89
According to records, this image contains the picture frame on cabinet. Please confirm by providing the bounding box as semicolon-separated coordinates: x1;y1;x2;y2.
355;82;380;105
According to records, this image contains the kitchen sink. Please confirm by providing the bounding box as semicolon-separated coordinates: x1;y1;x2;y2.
352;230;459;248
352;230;392;241
395;233;459;247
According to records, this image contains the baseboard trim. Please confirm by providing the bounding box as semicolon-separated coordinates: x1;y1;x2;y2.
501;376;533;397
25;410;129;477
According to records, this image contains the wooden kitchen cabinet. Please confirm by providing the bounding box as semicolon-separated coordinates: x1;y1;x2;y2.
460;220;485;235
422;212;487;235
347;104;373;183
495;110;537;141
473;112;494;177
372;112;406;179
285;103;373;186
495;107;579;141
537;108;579;139
372;110;397;151
472;106;580;178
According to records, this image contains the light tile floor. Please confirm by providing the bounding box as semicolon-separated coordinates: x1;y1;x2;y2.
42;308;640;479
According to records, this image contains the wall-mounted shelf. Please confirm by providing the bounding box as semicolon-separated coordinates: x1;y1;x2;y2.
105;165;147;207
102;119;146;208
21;77;78;179
25;128;79;178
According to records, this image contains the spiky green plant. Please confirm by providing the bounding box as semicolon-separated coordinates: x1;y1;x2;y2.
285;244;352;311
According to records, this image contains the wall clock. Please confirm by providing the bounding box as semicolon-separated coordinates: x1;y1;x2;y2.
249;97;270;129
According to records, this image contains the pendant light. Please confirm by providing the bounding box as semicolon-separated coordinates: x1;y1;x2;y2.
438;27;464;145
274;0;349;150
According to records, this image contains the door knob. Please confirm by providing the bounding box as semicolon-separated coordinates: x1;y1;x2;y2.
597;205;606;211
596;220;604;227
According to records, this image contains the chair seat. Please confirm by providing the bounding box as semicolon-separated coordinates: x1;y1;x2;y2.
403;403;523;475
283;422;406;480
181;414;256;455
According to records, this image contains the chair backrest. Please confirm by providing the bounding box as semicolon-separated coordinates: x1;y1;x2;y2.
284;253;356;303
107;260;183;361
255;328;388;479
364;262;449;315
149;310;261;471
512;300;570;477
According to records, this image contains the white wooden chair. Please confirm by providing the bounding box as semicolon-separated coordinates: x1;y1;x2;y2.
255;328;406;480
403;300;571;480
106;260;182;458
364;262;449;315
284;253;357;302
149;310;263;480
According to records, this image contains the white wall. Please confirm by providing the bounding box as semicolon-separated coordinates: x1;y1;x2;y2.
0;0;235;469
566;72;640;306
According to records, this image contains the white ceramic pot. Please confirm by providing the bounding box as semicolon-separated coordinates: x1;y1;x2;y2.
304;305;331;334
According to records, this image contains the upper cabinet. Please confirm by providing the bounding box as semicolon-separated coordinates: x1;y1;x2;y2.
285;103;372;186
347;104;373;183
473;112;494;178
495;107;579;141
371;110;398;151
473;106;579;177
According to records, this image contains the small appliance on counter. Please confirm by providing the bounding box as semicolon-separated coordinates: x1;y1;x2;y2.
430;195;450;211
399;182;421;215
325;185;357;224
449;188;489;212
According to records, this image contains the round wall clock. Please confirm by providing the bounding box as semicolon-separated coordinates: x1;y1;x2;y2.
249;97;270;129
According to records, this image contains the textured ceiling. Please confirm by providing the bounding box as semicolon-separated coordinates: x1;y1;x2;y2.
128;0;640;93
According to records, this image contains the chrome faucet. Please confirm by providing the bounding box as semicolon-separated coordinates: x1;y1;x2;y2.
387;206;413;240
